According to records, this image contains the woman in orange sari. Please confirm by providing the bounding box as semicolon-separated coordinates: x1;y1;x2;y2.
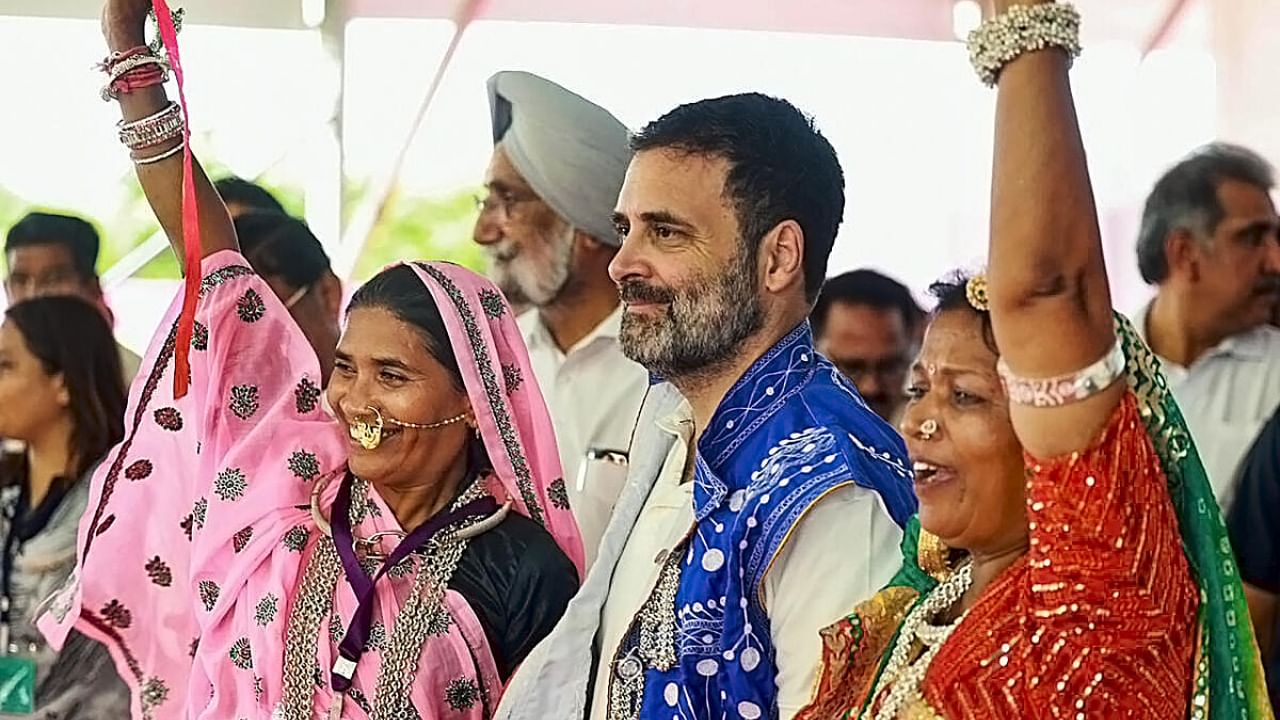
798;1;1270;718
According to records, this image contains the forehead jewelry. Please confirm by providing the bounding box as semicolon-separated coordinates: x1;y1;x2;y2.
348;406;471;451
919;418;939;440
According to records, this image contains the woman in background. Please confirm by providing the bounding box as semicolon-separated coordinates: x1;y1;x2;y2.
0;296;129;718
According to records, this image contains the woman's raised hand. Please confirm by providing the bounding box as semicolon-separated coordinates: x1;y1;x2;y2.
101;0;151;49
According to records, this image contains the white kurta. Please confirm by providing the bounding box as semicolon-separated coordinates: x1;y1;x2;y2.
518;306;649;568
586;400;901;720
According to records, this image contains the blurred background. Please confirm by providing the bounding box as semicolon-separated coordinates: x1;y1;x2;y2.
0;0;1274;353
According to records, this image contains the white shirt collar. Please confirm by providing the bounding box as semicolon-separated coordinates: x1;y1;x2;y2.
521;303;624;356
1135;300;1274;367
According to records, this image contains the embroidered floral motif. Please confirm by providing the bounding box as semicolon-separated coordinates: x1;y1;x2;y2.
140;677;169;713
145;556;172;587
548;478;571;511
188;637;200;658
365;622;387;652
198;581;220;612
233;526;254;553
255;594;279;627
254;676;264;703
445;677;481;711
125;459;153;481
215;468;247;501
100;599;132;628
153;407;183;432
193;497;208;528
502;363;523;395
288;450;320;482
478;287;506;318
236;289;266;323
229;385;260;420
424;607;452;637
329;614;345;645
180;514;194;540
295;377;321;414
191;321;209;351
283;525;309;552
229;637;253;669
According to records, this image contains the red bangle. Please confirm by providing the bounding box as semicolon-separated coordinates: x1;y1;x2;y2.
111;66;167;96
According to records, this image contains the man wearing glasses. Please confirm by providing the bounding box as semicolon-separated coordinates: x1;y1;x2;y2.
810;269;923;424
473;71;648;568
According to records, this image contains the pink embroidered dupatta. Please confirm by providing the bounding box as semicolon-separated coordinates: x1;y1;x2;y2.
38;251;583;719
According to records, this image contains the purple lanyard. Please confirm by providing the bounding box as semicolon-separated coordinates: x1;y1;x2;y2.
328;474;497;693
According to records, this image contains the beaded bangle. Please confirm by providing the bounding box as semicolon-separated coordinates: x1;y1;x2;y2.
966;2;1083;87
96;45;150;73
118;102;184;150
997;336;1125;407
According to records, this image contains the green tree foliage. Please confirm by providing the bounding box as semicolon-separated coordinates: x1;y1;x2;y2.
0;167;485;284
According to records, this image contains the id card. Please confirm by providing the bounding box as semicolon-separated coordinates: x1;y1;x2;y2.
0;654;35;716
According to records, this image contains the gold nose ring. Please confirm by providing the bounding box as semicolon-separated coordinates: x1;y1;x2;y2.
919;418;939;440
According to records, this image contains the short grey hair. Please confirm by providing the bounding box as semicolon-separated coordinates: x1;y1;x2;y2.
1136;142;1275;284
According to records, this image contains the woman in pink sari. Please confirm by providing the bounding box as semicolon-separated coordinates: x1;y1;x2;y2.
37;2;585;718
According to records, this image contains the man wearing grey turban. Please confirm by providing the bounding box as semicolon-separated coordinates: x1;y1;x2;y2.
474;71;648;568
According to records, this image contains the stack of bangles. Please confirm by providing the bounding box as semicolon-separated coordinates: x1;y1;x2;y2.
97;44;182;165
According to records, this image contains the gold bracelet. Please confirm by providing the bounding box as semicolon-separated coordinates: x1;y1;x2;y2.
966;2;1083;87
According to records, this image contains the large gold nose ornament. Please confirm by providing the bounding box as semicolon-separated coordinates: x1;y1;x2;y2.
349;407;385;450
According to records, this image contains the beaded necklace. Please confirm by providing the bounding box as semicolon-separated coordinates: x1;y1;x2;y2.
866;563;974;720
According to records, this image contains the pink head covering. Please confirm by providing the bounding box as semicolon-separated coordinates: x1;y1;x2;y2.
39;252;582;718
406;261;585;575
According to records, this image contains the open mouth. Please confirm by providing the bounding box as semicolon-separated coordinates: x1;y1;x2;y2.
912;460;955;487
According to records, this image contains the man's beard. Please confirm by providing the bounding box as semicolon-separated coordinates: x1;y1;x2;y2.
486;224;576;308
618;245;765;381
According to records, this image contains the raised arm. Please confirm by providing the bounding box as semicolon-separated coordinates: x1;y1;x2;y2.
982;0;1123;458
102;0;236;262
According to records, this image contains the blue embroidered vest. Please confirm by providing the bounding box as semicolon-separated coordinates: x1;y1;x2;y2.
609;323;917;720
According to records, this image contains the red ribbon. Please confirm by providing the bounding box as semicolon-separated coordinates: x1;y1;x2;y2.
150;0;198;399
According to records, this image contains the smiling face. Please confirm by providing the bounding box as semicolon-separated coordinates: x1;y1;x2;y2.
608;149;766;380
900;309;1028;556
325;306;472;490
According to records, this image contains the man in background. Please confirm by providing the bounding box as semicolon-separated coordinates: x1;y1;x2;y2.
234;212;342;384
5;211;141;383
811;268;922;424
214;176;285;219
1134;142;1280;510
473;71;649;566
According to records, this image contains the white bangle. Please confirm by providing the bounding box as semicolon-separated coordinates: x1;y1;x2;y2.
966;2;1083;87
132;140;186;166
997;336;1125;407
